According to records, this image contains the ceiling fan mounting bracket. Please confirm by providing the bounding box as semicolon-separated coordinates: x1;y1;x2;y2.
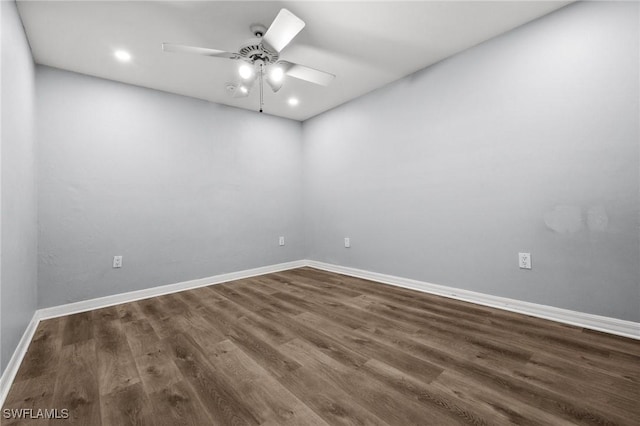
250;24;267;38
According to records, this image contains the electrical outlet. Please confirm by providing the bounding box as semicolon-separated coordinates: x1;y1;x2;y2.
113;255;123;268
519;253;531;269
279;236;285;246
344;237;351;248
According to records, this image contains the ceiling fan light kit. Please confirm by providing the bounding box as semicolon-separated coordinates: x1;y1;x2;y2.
238;63;255;80
162;8;335;113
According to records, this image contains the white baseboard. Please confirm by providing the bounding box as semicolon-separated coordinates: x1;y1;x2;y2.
306;260;640;340
0;312;40;408
3;258;638;407
0;259;305;407
38;260;307;320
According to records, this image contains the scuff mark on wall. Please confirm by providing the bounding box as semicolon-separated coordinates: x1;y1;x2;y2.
544;205;583;234
587;205;609;232
544;204;610;234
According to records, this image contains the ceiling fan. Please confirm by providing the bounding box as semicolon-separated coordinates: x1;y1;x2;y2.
162;9;335;112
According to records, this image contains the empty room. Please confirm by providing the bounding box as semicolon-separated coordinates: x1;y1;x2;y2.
1;0;638;424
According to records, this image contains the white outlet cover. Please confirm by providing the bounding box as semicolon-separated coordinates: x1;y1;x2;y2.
344;237;351;248
519;252;531;269
279;236;285;246
113;255;123;268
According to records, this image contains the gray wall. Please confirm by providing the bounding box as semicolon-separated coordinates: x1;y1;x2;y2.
303;1;639;321
1;1;38;372
37;66;303;308
23;1;640;325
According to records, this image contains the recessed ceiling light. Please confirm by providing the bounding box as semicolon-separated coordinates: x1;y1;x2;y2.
114;50;131;62
288;97;299;106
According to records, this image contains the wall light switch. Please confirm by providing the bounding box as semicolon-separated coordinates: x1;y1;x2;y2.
344;237;351;248
279;236;285;246
113;255;123;268
519;253;531;269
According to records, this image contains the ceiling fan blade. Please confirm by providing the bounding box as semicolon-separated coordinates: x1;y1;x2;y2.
283;62;335;86
162;43;238;59
262;9;305;53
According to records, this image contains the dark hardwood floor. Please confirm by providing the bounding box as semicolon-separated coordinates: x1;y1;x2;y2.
2;267;639;425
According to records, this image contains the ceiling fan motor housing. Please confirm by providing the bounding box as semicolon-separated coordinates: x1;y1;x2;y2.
239;37;279;64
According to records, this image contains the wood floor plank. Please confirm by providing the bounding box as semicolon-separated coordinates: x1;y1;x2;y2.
294;311;443;385
280;338;456;425
206;339;328;425
91;306;120;323
163;333;261;425
123;319;161;357
429;370;576;426
273;290;369;330
2;372;56;407
325;270;627;358
526;353;640;412
510;356;639;416
133;339;183;395
361;358;512;425
147;380;216;426
94;319;141;396
49;340;101;425
272;271;364;299
310;303;631;425
100;383;153;426
275;357;390;425
179;315;227;350
3;267;638;426
134;298;178;339
581;328;640;356
195;287;296;346
155;293;191;317
250;276;300;295
348;292;636;381
209;282;371;370
116;302;145;323
174;286;223;310
297;268;585;338
1;373;57;426
345;294;536;362
241;277;283;295
61;311;94;346
196;299;303;378
217;279;306;316
12;318;63;382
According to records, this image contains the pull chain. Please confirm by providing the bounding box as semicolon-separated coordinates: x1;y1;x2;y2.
259;63;264;113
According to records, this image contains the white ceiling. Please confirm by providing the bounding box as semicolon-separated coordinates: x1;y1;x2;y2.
17;1;571;121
